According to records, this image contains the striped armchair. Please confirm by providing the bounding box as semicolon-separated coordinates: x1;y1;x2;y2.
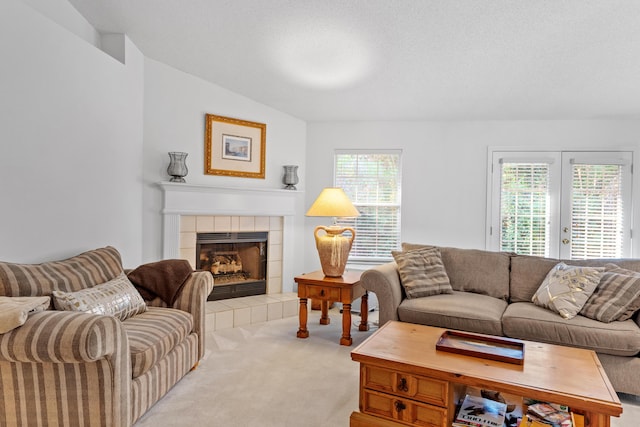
0;247;213;427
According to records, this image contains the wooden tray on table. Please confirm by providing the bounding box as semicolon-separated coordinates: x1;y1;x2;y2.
435;330;525;365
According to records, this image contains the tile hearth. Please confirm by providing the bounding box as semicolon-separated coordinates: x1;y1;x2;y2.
205;292;298;331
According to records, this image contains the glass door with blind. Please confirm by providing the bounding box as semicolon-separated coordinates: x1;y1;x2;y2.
488;150;633;259
560;152;632;259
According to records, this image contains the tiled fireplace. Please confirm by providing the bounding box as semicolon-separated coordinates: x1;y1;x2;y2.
180;215;283;295
159;182;303;295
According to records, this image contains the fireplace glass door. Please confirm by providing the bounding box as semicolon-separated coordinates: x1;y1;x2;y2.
196;232;268;300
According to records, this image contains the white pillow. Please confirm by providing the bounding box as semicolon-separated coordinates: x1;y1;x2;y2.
52;272;147;321
532;262;603;319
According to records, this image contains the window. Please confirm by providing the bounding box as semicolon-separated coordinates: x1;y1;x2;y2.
488;150;632;259
334;150;402;262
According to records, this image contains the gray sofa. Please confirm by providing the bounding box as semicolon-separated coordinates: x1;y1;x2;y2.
361;244;640;396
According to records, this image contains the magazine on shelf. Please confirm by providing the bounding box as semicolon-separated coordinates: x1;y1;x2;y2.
452;393;507;427
526;402;572;427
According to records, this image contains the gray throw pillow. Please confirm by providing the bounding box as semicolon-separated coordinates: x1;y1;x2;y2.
581;264;640;323
532;262;603;319
392;247;453;299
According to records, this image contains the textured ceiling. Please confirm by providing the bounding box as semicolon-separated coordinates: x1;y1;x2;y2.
67;0;640;121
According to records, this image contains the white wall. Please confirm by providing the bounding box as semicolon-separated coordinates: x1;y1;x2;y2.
305;120;640;271
142;58;307;264
5;0;639;276
21;0;101;47
0;0;144;266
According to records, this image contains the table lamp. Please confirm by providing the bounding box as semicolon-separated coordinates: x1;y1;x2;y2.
306;187;360;277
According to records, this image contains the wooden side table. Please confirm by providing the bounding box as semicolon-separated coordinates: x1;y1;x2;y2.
295;270;369;346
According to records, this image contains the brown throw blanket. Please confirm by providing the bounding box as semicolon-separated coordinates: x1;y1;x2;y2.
128;259;193;305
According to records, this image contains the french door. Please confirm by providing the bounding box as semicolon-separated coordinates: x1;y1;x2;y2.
488;151;633;259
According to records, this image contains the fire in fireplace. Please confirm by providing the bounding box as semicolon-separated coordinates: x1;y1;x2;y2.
196;232;268;301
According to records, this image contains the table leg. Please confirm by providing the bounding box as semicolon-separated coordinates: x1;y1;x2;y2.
320;300;330;325
359;292;370;331
340;303;353;346
587;412;609;427
297;298;309;338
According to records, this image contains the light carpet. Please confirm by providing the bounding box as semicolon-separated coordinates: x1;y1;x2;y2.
134;309;640;427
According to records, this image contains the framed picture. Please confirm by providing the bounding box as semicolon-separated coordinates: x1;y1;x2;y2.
205;114;266;178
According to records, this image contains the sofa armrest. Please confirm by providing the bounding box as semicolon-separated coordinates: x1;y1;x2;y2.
361;262;403;326
147;271;213;360
0;310;132;426
0;310;126;363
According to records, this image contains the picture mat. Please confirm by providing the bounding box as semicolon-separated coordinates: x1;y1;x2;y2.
210;122;261;173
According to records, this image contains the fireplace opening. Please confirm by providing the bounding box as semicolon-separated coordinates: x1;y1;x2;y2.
196;232;268;301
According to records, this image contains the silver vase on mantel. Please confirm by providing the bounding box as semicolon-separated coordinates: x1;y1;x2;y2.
282;165;299;190
167;152;188;183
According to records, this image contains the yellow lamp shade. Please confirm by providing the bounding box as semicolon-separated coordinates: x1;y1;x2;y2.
305;188;360;218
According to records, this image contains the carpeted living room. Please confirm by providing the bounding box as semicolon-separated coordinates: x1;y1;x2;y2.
2;1;640;426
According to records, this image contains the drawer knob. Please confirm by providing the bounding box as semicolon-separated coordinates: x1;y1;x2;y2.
320;289;325;296
394;400;406;412
398;377;408;392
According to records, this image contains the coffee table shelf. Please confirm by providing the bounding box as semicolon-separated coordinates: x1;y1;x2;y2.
350;321;622;427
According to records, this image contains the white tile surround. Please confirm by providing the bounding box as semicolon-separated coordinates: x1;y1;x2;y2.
159;182;304;330
179;214;285;294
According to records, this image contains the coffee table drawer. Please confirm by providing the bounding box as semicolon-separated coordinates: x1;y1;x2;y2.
306;286;341;301
363;366;448;407
362;389;447;427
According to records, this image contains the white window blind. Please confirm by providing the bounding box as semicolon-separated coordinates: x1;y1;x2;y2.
334;150;401;261
569;163;625;259
499;162;551;257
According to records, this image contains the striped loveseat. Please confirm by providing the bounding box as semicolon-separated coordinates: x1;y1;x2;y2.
0;246;213;426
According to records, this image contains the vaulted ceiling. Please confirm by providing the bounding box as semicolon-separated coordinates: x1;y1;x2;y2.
68;0;640;121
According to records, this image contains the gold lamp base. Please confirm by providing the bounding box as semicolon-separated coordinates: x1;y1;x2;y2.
314;225;356;277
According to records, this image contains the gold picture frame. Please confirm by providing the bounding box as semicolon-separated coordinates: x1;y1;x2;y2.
205;114;266;179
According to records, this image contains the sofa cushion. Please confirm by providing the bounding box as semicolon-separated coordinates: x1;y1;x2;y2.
531;262;602;319
581;264;640;322
52;272;147;321
122;306;193;378
392;247;453;299
502;302;640;357
402;243;511;300
510;255;640;303
397;291;507;336
0;246;124;297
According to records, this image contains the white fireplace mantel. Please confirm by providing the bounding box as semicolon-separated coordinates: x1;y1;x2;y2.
159;182;304;293
159;181;303;217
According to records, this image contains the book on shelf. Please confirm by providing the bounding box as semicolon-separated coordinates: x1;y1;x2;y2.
452;393;507;427
522;413;556;427
570;412;584;427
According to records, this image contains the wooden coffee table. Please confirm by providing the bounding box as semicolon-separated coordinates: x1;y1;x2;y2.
295;270;368;346
350;321;622;427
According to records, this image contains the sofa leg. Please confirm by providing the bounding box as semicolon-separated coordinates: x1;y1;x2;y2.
191;362;199;371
